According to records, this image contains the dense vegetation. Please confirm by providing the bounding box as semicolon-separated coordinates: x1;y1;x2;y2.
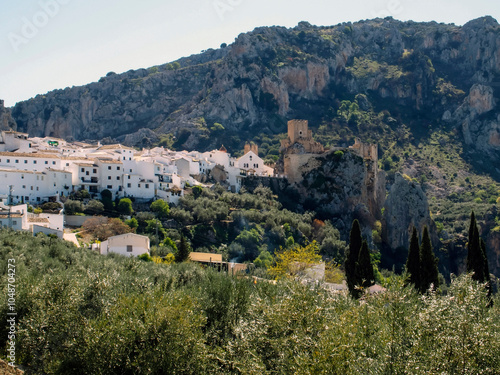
125;185;348;267
1;228;499;374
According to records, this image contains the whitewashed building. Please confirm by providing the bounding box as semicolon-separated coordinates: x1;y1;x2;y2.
100;233;150;257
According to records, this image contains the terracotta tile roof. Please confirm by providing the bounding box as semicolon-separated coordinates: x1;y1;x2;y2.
189;252;223;263
98;144;134;150
96;159;123;164
0;152;60;158
28;217;49;223
0;168;45;174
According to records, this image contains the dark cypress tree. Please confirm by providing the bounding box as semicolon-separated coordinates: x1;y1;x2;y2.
345;219;362;295
405;226;421;290
176;235;191;263
419;226;439;293
356;240;375;289
467;211;488;283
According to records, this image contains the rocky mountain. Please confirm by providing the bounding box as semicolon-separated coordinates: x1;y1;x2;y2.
8;17;500;157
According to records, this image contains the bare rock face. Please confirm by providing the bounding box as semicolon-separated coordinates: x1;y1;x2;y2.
383;173;437;250
289;150;385;235
467;84;496;115
454;84;500;161
0;100;16;131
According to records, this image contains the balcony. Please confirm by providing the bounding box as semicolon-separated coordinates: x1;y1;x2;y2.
80;177;99;185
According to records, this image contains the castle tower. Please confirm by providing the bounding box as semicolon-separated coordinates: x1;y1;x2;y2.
287;119;310;144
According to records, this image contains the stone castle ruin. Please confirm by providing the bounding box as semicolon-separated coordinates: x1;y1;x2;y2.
278;119;378;186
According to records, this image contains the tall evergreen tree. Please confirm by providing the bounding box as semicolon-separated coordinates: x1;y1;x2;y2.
345;219;362;295
466;211;489;284
405;226;421;290
356;240;375;289
176;235;191;263
419;226;439;293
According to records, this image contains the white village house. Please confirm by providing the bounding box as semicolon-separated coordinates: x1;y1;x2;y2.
100;233;150;257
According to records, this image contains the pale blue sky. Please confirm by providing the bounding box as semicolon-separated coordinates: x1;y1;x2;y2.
1;0;499;107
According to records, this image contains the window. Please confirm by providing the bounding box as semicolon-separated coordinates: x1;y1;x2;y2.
21;175;24;179
30;186;33;190
116;176;120;180
86;171;89;176
138;184;141;188
52;161;56;165
127;183;131;188
81;168;84;172
129;169;132;173
36;187;39;191
24;160;27;164
145;184;149;188
66;163;69;166
107;185;112;189
6;159;9;163
108;176;111;180
22;185;26;189
126;245;133;252
108;166;111;170
93;169;97;174
15;160;19;163
249;155;252;160
12;221;17;225
45;161;48;164
127;176;131;180
117;166;120;171
33;160;37;164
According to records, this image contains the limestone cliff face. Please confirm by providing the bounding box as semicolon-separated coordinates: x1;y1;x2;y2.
8;17;500;159
453;84;500;164
289;150;385;234
0;100;16;131
383;173;438;250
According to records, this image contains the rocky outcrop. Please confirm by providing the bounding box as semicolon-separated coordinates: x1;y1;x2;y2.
243;149;385;240
454;84;500;163
0;100;16;131
383;173;438;250
290;150;385;235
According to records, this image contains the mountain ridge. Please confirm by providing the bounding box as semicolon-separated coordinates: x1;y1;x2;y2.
7;16;500;156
